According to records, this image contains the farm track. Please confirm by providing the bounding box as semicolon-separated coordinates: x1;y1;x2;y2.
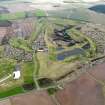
33;53;40;90
0;74;12;84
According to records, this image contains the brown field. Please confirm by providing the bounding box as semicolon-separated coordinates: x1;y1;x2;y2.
88;63;105;81
10;91;54;105
14;18;36;38
55;63;105;105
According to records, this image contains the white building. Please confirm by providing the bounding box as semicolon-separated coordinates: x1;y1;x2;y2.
13;71;21;80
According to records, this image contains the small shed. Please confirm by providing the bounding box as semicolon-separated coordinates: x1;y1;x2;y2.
13;64;21;80
13;71;21;80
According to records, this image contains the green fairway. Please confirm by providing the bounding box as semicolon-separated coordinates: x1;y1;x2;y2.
34;9;46;17
22;62;34;84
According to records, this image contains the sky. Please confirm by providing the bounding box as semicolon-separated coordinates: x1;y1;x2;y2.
0;0;104;4
31;0;103;3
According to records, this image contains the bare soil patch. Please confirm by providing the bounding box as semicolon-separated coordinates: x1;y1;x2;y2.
10;90;55;105
55;65;105;105
88;63;105;81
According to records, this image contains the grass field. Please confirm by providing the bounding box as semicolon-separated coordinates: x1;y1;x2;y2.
0;86;24;99
0;58;16;79
0;9;46;20
0;61;34;98
0;12;26;20
37;52;79;79
37;52;48;78
22;61;34;84
34;9;46;17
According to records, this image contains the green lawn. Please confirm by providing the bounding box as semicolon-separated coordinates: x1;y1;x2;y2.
0;87;24;98
34;9;46;17
22;61;34;83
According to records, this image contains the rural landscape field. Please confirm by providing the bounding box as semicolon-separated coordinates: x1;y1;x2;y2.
0;0;105;105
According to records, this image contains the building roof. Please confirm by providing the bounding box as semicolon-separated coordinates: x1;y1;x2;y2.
13;71;21;79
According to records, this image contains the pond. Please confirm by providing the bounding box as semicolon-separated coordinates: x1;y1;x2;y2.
56;47;64;51
82;43;90;50
23;83;35;90
0;20;12;27
57;48;85;61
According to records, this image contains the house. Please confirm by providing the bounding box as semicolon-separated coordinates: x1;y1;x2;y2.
33;35;48;52
13;71;21;80
13;65;21;80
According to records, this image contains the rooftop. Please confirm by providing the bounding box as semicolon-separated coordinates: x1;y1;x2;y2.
13;71;21;80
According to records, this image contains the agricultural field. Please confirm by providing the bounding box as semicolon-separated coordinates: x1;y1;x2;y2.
0;9;104;99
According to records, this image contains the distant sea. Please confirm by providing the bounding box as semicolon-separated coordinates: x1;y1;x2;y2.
89;4;105;14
